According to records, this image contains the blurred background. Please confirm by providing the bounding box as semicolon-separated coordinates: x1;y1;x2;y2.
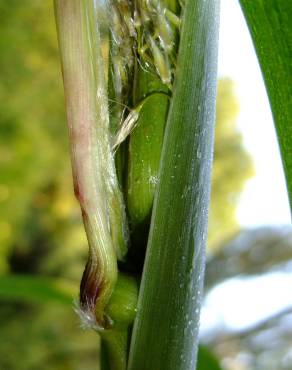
0;1;291;369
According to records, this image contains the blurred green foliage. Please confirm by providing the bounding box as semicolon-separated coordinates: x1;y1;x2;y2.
0;302;101;370
0;274;76;304
0;0;251;369
0;1;97;368
0;0;87;277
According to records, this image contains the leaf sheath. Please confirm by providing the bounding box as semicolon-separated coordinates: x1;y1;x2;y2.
127;1;220;369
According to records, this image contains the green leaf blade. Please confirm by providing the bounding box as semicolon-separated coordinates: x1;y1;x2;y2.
239;0;292;211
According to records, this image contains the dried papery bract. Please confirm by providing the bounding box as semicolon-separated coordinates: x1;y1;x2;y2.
109;0;180;102
134;0;178;87
108;0;182;162
54;0;128;329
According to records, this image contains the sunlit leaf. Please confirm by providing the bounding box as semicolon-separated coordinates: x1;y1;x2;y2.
197;345;223;370
239;0;292;211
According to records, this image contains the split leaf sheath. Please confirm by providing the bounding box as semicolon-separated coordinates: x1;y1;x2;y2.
54;0;128;329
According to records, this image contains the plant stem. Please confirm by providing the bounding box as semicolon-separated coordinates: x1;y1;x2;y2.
102;273;138;369
128;64;170;221
101;329;128;370
127;0;220;369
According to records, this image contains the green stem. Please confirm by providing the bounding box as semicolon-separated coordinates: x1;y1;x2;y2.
101;273;138;370
127;67;169;230
127;0;220;369
101;329;128;370
126;68;169;270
